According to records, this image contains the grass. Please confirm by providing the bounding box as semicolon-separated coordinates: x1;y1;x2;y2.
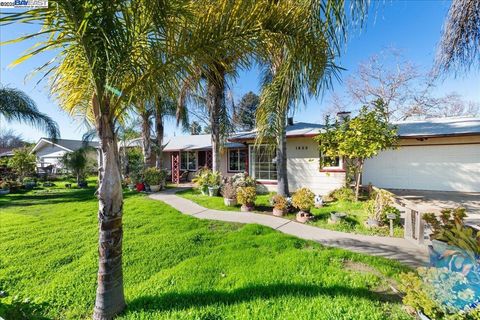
0;184;413;319
178;188;404;237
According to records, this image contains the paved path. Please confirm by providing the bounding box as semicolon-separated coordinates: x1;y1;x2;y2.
149;187;429;267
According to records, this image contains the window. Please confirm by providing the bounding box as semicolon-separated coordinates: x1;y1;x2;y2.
228;149;247;172
249;145;277;180
320;152;342;170
181;151;197;170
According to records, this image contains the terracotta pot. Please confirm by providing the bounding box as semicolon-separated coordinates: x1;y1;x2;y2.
241;204;254;212
150;185;161;192
296;211;312;223
135;183;144;192
272;207;285;217
224;198;237;207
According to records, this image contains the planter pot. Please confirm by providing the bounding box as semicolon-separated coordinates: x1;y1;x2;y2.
208;186;219;197
128;184;136;191
0;189;10;195
330;212;347;223
224;198;237;207
24;182;36;189
272;207;286;217
135;183;144;192
241;204;254;212
296;211;312;223
150;185;161;192
366;218;380;227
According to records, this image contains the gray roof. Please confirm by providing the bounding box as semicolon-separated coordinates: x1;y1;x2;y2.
230;122;324;141
32;138;100;153
394;117;480;137
126;134;246;151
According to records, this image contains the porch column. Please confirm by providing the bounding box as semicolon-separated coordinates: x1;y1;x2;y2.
206;150;213;169
171;151;180;184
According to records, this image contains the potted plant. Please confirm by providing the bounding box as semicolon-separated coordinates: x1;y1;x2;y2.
192;167;210;195
292;187;315;223
143;167;165;192
237;186;256;212
124;177;136;191
270;194;288;216
221;178;237;206
0;182;10;195
207;171;221;197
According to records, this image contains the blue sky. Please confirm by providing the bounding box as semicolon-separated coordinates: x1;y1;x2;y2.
1;0;479;142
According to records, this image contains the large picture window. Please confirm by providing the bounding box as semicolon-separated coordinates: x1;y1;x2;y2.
228;149;247;172
181;151;197;170
249;145;277;181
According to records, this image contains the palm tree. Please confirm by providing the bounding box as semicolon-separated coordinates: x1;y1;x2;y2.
437;0;480;73
0;86;59;139
256;0;369;196
61;147;89;184
1;2;190;318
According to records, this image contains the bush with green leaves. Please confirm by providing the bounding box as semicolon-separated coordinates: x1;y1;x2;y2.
292;188;315;212
231;172;256;189
143;167;166;186
221;178;236;199
328;187;355;202
270;194;288;211
8;147;36;180
237;186;256;206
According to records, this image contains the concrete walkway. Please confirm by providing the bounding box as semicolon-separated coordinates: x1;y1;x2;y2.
149;187;429;267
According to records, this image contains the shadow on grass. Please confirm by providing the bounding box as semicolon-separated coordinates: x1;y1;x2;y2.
0;298;51;320
0;187;138;209
125;283;400;314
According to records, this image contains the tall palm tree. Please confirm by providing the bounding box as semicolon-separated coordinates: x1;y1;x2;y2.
1;2;191;318
256;0;369;196
437;0;480;73
0;86;59;139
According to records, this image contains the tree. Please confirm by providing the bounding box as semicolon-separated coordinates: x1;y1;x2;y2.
233;91;259;131
0;130;24;149
315;100;398;201
436;0;480;73
255;0;368;196
9;146;36;180
189;121;202;135
331;48;479;121
61;148;89;184
1;2;192;318
0;86;59;139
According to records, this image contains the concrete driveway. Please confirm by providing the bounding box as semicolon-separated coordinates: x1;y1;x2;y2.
390;190;480;225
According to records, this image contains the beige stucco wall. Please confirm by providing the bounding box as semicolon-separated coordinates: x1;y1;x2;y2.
286;137;345;195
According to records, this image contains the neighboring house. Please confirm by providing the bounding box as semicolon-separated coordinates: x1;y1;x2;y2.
145;116;480;195
31;138;100;174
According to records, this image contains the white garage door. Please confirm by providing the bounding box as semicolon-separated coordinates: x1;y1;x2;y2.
363;144;480;192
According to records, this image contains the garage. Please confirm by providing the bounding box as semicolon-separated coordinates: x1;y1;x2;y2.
363;144;480;192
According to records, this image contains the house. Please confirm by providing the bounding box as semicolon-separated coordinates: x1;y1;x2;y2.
31;138;100;174
363;117;480;192
153;116;480;194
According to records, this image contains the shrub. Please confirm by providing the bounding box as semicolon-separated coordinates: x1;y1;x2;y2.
206;171;221;187
364;187;394;223
328;187;355;202
231;172;256;188
270;194;288;211
237;186;256;205
192;168;221;189
143;167;166;186
0;181;10;190
292;188;315;212
221;179;236;199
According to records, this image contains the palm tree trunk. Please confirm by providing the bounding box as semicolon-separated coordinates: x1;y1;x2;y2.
155;98;164;169
206;65;225;173
141;110;153;168
276;113;289;196
92;95;125;320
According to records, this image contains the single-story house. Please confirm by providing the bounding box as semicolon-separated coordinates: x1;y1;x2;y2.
31;138;100;174
148;116;480;194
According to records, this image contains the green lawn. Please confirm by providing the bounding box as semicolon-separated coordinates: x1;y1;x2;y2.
178;188;404;237
0;184;412;319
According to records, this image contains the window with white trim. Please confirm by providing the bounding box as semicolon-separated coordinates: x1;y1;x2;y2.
320;152;342;170
228;149;247;172
249;145;277;180
180;151;197;170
